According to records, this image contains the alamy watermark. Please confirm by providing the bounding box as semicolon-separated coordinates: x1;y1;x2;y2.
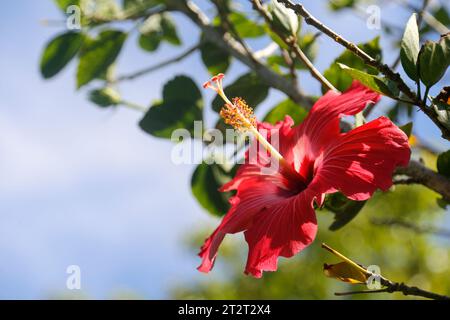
66;265;81;290
66;5;81;30
170;121;282;174
366;264;382;289
366;5;381;30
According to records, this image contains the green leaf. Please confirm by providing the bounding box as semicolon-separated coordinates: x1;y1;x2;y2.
123;0;159;11
399;122;413;137
54;0;80;10
437;197;449;209
324;262;367;284
139;101;201;138
433;101;450;131
338;63;399;98
212;73;269;112
268;0;299;37
400;14;420;81
298;32;318;61
437;149;450;179
263;99;308;125
214;118;233;137
161;13;181;45
418;33;450;87
325;192;366;231
77;30;127;88
139;14;163;52
138;13;181;52
266;26;289;51
88;87;121;107
200;36;231;75
162;75;201;103
228;12;265;38
328;0;356;11
324;37;382;92
191;163;236;217
40;31;84;79
139;32;161;52
139;75;203;138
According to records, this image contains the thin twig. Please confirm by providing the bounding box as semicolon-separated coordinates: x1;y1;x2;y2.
417;0;431;28
335;288;390;296
212;0;258;64
371;217;450;238
281;49;298;86
276;0;450;140
322;243;450;300
114;44;200;82
120;100;148;113
251;0;337;92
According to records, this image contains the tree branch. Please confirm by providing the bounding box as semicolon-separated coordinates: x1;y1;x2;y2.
322;243;450;300
276;0;450;140
212;0;259;64
90;3;167;24
371;217;450;238
168;0;315;107
395;160;450;201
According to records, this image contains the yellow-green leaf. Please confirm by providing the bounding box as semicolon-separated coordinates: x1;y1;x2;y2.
323;262;368;284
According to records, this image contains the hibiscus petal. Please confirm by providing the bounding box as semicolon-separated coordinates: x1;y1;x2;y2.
199;115;306;274
290;81;381;173
220;116;298;193
198;179;293;273
243;191;317;278
310;116;411;201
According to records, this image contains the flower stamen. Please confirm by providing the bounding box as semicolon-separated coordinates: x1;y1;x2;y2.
203;74;289;165
220;97;256;132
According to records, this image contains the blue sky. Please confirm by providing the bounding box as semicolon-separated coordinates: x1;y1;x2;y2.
0;0;448;299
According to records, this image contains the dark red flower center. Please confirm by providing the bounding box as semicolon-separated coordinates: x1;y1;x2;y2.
280;158;314;196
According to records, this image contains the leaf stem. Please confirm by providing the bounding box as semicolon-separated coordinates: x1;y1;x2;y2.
423;86;430;106
120;100;148;113
114;44;200;83
417;81;422;103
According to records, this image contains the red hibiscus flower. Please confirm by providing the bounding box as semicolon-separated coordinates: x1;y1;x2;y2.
200;75;411;278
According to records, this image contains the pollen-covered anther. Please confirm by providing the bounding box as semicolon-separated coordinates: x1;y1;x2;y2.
220;97;256;131
202;73;225;93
